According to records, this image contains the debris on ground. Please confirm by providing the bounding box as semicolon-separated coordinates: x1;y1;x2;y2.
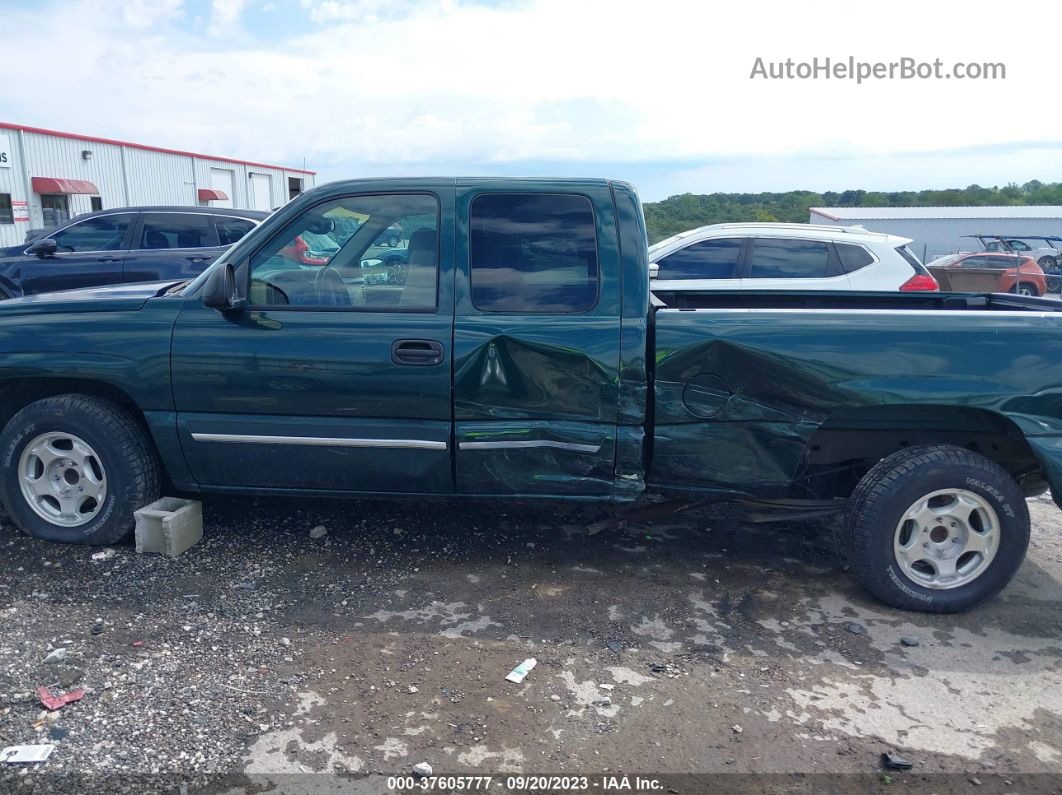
846;622;868;635
42;648;67;665
38;686;85;711
882;752;914;770
134;497;204;557
413;762;433;777
504;658;537;683
91;618;104;635
309;525;327;539
732;724;743;734
586;517;616;536
90;549;116;562
1;744;56;764
606;640;623;653
900;636;921;647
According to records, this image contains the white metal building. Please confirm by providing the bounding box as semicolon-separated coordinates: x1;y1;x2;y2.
808;206;1062;263
0;122;315;247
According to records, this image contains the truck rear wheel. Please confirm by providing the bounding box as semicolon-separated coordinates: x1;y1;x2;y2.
0;395;161;544
844;444;1029;612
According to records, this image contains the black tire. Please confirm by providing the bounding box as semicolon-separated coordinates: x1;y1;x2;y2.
1038;256;1056;269
388;235;400;248
843;444;1029;612
1010;282;1038;297
0;395;161;544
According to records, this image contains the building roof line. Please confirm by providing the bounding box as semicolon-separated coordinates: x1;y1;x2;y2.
0;121;316;175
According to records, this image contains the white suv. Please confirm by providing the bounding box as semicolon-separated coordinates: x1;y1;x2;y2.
648;222;937;292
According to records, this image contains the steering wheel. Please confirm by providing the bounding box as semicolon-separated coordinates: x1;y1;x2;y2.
313;266;351;307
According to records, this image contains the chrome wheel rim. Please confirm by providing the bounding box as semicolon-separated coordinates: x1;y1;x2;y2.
893;488;999;590
19;432;107;527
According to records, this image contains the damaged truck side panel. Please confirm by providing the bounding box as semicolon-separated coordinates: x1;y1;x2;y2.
650;307;1062;500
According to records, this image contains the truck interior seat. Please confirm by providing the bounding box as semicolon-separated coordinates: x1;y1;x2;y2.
400;227;437;308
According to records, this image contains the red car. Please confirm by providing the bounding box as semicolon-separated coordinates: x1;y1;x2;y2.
928;252;1047;296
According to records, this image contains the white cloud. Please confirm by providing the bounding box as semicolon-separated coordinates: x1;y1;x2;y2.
209;0;251;34
2;0;1060;194
120;0;184;28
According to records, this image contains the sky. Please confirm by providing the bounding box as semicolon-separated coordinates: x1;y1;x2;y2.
1;0;1060;201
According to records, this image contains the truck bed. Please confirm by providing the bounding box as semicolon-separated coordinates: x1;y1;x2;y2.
651;289;1062;312
648;289;1062;501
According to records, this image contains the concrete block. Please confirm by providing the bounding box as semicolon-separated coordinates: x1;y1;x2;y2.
134;497;203;558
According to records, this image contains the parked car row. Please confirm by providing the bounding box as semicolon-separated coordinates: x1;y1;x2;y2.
0;207;267;299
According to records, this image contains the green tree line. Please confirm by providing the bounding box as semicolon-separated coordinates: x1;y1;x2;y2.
642;180;1062;244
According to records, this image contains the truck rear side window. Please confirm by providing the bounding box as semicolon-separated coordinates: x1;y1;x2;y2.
469;193;599;312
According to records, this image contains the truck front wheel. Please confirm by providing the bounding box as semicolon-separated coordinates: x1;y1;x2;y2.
0;395;161;544
844;444;1030;612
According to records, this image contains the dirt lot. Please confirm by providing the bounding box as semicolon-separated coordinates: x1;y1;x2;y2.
1;492;1060;794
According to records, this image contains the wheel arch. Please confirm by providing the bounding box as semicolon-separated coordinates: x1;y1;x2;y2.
797;404;1047;500
0;377;180;491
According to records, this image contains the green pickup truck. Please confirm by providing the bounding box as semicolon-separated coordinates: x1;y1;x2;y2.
1;177;1061;613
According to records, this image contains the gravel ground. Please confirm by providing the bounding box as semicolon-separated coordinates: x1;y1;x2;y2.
1;494;1060;794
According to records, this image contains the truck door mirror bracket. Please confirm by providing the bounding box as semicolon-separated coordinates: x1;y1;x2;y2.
202;263;245;312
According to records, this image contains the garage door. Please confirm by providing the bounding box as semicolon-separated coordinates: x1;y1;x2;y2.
209;168;235;208
249;173;273;211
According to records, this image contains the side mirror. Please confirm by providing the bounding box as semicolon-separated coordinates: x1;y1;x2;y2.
648;262;660;280
202;263;245;312
30;238;57;258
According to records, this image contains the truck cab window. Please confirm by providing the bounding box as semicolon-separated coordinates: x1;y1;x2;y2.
248;193;439;310
469;193;598;312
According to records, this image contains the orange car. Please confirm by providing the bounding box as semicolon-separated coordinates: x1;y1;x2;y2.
929;252;1047;296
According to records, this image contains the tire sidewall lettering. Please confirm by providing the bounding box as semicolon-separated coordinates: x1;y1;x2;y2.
887;564;934;602
965;477;1016;518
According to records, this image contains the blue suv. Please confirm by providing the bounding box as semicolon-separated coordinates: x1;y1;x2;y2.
0;206;268;299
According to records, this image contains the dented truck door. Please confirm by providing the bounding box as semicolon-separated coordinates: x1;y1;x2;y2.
452;180;623;495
